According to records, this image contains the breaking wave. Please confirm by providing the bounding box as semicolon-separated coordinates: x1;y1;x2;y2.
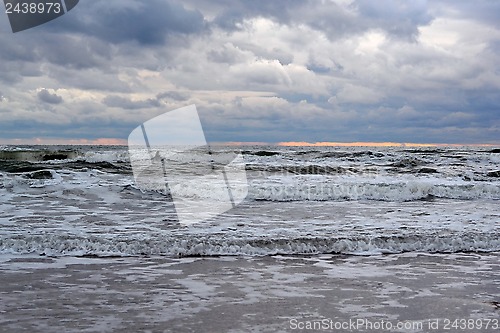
249;177;500;202
1;232;499;257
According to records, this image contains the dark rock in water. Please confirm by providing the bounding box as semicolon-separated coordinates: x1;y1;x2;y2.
487;171;500;178
418;167;439;174
25;170;54;179
491;149;500;154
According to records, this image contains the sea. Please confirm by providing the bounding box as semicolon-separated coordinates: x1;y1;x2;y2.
1;144;499;257
0;145;499;332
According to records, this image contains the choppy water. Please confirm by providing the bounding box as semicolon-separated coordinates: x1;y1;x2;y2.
0;145;499;257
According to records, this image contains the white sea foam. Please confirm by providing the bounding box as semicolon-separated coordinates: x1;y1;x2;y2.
83;151;129;163
0;170;61;189
0;232;499;257
1;145;499;258
249;176;500;201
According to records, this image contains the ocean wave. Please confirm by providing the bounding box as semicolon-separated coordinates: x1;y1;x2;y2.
245;164;360;175
1;232;498;257
249;177;500;202
2;146;499;201
0;148;130;164
0;159;130;175
0;169;63;189
0;149;82;162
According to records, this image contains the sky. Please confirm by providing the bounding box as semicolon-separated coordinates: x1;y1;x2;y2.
0;0;499;145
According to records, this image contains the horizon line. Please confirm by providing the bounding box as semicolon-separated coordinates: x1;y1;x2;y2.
0;138;498;147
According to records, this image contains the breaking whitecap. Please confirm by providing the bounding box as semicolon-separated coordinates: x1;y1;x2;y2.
0;145;499;257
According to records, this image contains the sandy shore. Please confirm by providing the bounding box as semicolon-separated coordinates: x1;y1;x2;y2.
0;253;499;332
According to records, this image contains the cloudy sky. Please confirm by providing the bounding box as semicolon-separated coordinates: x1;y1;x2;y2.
0;0;499;145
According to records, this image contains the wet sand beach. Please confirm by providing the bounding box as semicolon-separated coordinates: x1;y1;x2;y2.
1;253;499;333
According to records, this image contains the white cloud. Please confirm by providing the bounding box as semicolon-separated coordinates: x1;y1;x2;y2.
337;84;384;104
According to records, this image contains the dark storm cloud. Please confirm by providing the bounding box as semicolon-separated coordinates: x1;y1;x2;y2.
0;0;499;144
187;0;433;41
0;62;23;84
299;0;433;41
0;36;38;62
38;35;110;69
354;0;432;39
55;0;207;45
37;89;63;104
0;118;134;141
201;0;303;30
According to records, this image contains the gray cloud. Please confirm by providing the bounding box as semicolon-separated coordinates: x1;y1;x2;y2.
355;0;433;40
432;0;500;28
52;0;207;45
37;35;111;69
102;95;160;109
202;0;303;30
187;0;433;40
37;89;63;104
0;0;499;144
156;91;190;102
